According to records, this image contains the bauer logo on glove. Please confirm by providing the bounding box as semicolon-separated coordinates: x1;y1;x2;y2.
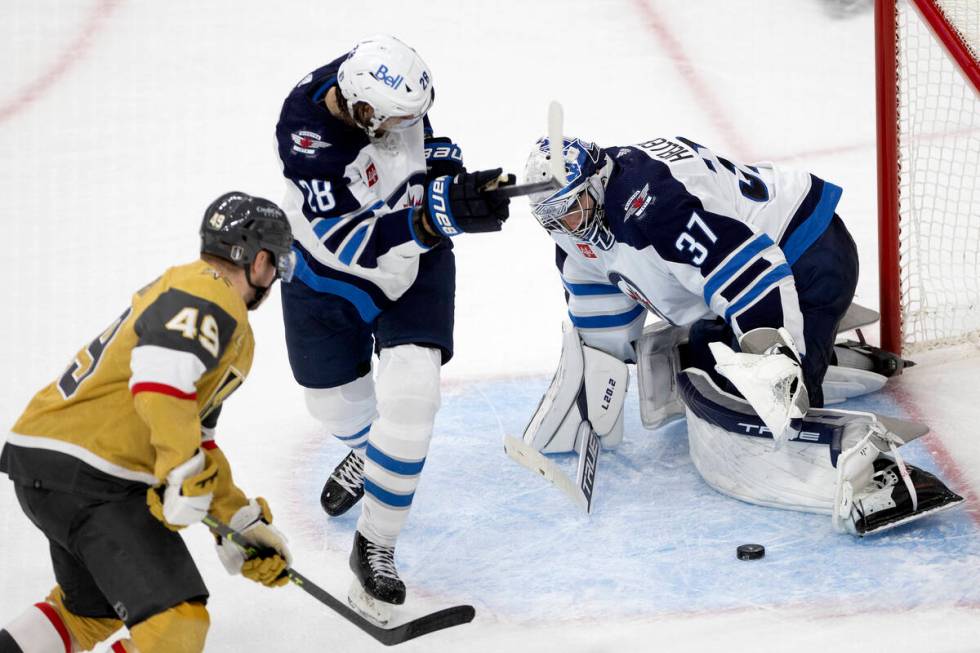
423;168;514;237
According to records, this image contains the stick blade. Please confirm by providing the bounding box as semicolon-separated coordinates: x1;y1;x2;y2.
503;435;590;512
378;604;476;646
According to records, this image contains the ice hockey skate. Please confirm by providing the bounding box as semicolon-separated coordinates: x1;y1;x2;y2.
320;450;365;517
348;531;406;625
848;458;964;535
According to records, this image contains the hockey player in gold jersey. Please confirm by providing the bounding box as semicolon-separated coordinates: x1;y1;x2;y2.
0;192;295;653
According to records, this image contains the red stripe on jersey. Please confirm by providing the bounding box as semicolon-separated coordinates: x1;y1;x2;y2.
131;382;197;400
111;641;128;652
34;602;71;653
201;440;218;450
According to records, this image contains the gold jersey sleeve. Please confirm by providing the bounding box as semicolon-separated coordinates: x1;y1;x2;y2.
8;259;254;493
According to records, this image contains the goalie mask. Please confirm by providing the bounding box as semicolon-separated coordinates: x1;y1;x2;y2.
524;137;615;250
337;35;435;137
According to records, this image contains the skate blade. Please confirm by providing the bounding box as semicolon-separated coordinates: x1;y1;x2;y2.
348;579;395;626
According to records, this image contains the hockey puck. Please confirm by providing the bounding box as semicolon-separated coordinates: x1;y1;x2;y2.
736;544;765;560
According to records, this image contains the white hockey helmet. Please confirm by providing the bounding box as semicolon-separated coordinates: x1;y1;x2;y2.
337;35;434;136
524;137;615;248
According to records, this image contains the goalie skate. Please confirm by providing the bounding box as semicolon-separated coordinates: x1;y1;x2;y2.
848;458;964;535
347;531;405;626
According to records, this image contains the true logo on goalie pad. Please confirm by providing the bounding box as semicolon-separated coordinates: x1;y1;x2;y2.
738;422;821;442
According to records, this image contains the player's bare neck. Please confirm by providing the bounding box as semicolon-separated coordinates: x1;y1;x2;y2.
201;255;246;295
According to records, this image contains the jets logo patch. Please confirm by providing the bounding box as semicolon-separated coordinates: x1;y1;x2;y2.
576;243;597;259
291;130;330;156
624;184;654;221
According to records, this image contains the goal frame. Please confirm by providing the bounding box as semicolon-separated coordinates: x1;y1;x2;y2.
875;0;980;355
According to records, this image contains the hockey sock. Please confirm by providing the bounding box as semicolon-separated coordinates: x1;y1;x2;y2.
129;602;209;653
45;587;121;652
357;345;440;546
1;601;72;653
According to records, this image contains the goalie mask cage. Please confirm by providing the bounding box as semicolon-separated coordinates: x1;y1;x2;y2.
877;0;980;355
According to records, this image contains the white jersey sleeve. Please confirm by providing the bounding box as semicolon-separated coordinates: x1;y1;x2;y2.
556;243;645;363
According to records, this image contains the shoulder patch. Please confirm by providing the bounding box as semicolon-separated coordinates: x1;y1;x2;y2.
135;288;238;370
291;130;331;156
623;183;655;221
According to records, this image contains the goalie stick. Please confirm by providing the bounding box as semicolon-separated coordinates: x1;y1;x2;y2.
485;179;558;199
202;515;475;647
504;423;601;513
502;100;606;514
482;100;567;201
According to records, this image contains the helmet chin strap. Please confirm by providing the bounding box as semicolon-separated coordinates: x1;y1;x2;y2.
244;265;273;310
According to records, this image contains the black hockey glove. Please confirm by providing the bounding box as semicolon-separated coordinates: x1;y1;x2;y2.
424;168;515;237
424;136;465;179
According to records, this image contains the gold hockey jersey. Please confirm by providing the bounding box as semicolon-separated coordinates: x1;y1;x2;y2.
2;259;253;517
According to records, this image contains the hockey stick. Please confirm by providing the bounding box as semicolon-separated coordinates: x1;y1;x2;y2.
202;515;475;646
503;423;601;514
485;179;558;199
547;101;566;183
483;101;567;201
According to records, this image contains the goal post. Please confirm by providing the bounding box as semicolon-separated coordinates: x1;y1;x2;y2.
876;0;980;355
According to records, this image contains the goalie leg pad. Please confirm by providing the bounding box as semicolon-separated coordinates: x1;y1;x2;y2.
635;321;689;429
820;365;888;405
522;322;628;453
680;368;839;512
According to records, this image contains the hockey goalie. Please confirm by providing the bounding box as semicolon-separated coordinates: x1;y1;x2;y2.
504;134;963;536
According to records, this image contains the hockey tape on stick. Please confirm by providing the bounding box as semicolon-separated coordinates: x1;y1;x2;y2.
202;515;475;646
547;101;566;184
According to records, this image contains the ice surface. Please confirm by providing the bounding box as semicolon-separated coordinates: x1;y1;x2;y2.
1;1;978;651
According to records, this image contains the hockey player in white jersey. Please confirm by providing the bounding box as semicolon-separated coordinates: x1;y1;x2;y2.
513;135;962;535
275;35;511;622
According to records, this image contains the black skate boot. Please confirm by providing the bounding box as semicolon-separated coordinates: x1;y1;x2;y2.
850;458;964;535
348;531;406;624
320;450;365;517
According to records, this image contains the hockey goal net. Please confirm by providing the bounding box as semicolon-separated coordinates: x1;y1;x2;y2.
877;0;980;355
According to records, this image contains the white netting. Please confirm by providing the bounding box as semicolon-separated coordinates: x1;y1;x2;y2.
896;0;980;352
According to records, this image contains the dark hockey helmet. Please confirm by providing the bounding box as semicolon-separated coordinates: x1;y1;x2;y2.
200;191;295;283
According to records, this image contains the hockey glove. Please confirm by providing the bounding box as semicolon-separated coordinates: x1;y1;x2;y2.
709;327;809;446
215;497;292;588
424;168;514;237
147;449;218;531
424;135;465;179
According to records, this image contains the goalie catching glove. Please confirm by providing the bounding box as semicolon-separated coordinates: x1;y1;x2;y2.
147;449;218;531
709;327;809;446
424;168;514;237
215;497;292;587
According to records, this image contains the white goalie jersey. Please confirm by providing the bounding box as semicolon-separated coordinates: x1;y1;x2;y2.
553;136;843;363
